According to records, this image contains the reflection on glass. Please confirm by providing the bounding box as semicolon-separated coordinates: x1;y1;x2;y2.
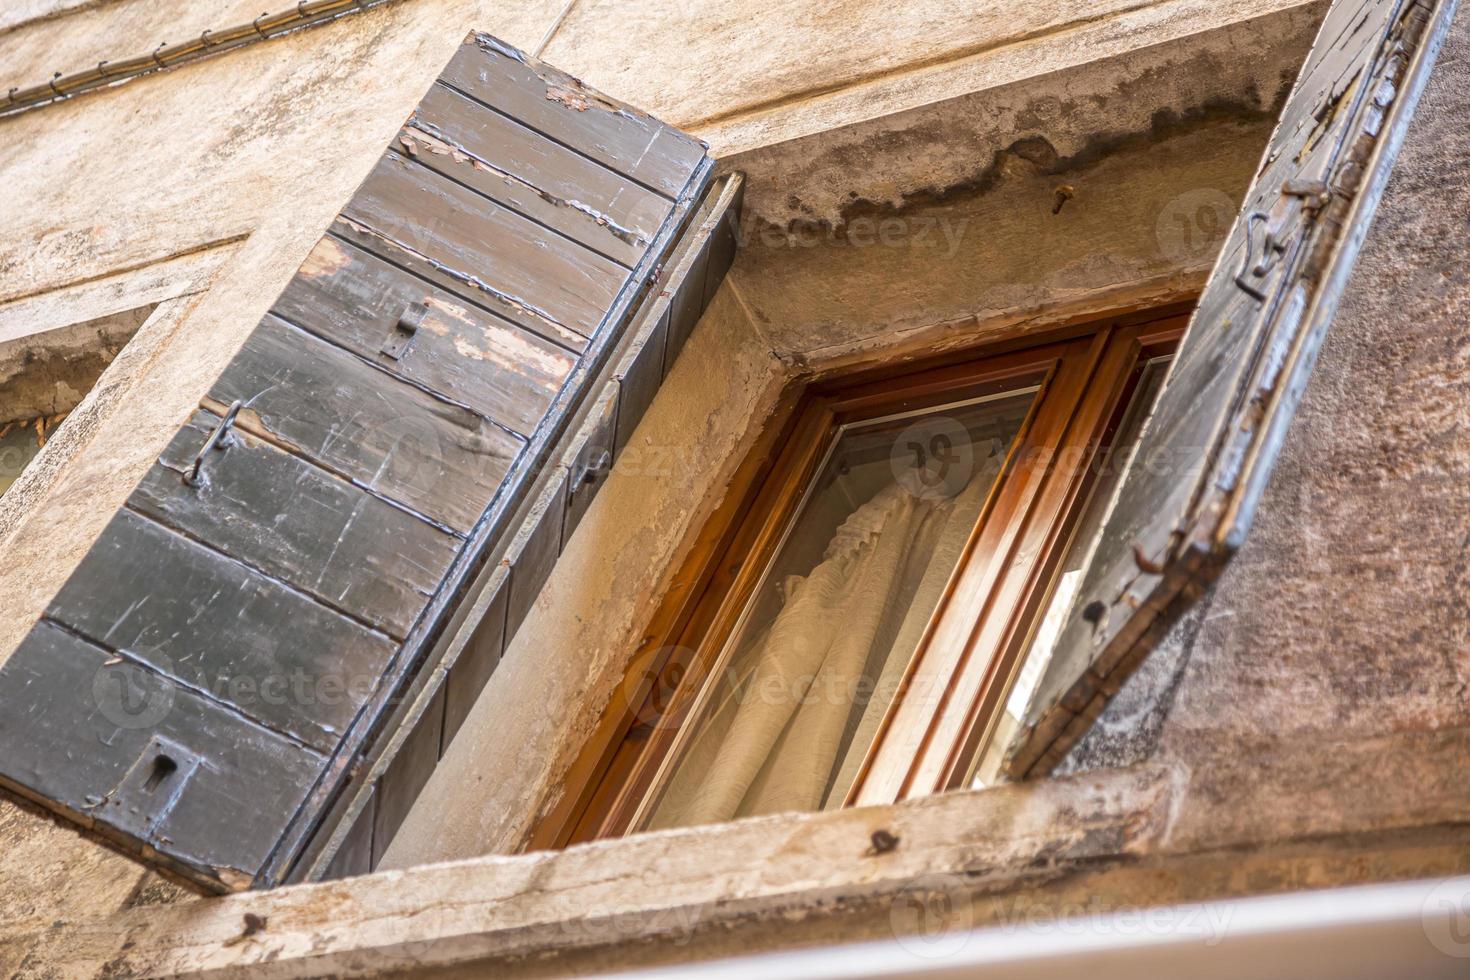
643;386;1038;831
970;355;1173;787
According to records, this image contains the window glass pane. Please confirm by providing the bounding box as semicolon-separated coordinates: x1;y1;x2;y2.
643;385;1037;831
970;354;1173;787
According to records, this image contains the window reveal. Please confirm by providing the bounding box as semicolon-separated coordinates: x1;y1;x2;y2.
547;312;1184;845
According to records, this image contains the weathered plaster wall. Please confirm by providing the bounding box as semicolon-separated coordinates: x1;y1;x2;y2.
0;0;1321;929
8;11;1464;969
723;17;1318;364
9;3;1467;976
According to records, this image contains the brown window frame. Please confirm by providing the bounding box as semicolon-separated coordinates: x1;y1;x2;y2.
532;307;1186;850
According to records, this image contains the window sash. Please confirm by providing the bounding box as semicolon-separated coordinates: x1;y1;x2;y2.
546;311;1185;846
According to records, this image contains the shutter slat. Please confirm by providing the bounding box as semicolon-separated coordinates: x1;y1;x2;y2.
443;568;509;747
342;153;627;341
272;237;576;434
372;683;445;866
406;84;670;267
504;473;569;642
0;621;326;886
132;410;459;638
613;309;669;456
331;213;592;355
439;33;705;199
47;510;397;753
1006;0;1454;777
562;386;618;541
209;314;521;534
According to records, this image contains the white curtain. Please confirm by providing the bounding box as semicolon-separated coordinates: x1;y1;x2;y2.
648;449;1001;831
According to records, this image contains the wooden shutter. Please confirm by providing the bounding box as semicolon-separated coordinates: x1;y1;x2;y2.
1005;0;1456;778
0;32;738;892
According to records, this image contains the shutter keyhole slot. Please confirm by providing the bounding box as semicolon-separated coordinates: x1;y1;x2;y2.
144;754;178;793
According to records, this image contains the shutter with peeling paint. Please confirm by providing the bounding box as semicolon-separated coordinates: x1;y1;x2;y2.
1004;0;1455;778
0;32;739;892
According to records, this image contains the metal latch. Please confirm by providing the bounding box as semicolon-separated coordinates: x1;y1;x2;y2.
382;303;427;360
571;447;613;493
183;399;243;488
102;735;205;841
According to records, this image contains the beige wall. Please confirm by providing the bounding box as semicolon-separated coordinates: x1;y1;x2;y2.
10;3;1469;976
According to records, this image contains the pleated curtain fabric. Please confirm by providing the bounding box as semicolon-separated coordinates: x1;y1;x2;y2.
652;450;1002;829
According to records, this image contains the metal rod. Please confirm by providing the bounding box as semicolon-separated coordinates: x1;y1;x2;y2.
0;0;402;120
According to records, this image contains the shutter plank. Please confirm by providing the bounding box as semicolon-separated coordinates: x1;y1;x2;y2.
372;684;446;865
613;307;669;456
1006;0;1455;777
0;621;325;889
209;314;521;534
130;410;458;638
440;33;705;199
47;510;396;753
505;472;568;640
563;386;619;542
274;237;576;434
323;789;376;881
403;84;671;267
443;567;509;749
341;153;625;343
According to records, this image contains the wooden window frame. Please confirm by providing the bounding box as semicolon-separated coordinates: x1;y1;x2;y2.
531;308;1186;850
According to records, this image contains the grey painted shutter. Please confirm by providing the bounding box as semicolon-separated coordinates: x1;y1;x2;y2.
1005;0;1456;778
0;32;738;892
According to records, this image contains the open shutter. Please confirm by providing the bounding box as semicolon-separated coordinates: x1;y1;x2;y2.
1005;0;1456;778
0;32;737;892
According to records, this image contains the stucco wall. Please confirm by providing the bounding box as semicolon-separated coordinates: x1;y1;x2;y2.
0;0;1321;927
7;1;1470;973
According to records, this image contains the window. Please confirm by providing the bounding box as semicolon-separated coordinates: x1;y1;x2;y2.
0;305;157;499
547;310;1184;844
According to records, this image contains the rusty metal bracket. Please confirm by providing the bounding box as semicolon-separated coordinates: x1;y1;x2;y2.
183;399;243;488
382;303;427;360
1234;211;1288;301
1282;178;1333;210
571;447;613;491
